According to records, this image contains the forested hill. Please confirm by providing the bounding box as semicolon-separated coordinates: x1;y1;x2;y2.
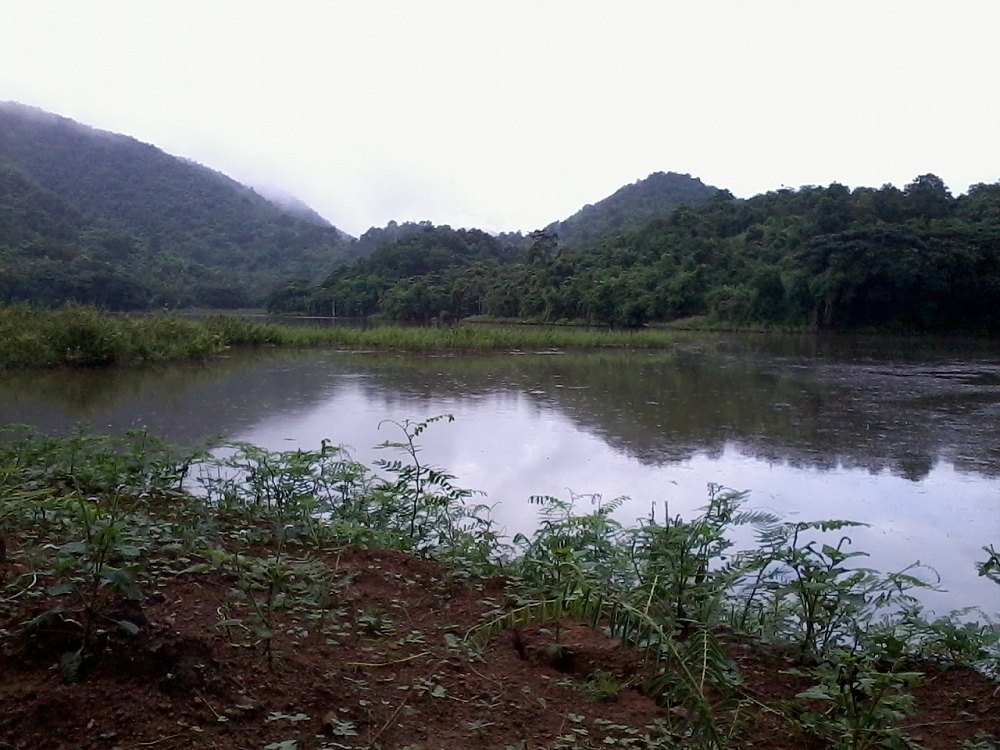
0;102;357;309
546;171;719;247
272;175;1000;333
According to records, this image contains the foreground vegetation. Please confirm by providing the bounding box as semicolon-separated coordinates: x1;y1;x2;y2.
1;421;998;749
0;304;685;369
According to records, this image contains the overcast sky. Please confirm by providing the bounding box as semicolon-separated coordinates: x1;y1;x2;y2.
3;1;998;236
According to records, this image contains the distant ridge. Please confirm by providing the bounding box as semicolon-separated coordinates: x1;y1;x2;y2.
0;101;358;308
546;171;719;247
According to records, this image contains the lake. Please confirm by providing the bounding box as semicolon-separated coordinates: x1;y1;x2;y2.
2;333;998;614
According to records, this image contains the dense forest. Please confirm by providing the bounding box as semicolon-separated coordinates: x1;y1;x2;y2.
545;170;719;247
0;102;357;309
271;175;1000;332
2;103;998;332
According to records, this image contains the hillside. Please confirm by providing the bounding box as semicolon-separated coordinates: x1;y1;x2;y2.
268;223;525;318
0;102;357;309
272;176;1000;332
268;174;723;319
546;171;720;247
0;164;153;308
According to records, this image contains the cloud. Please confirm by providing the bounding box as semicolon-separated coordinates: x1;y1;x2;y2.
2;0;998;234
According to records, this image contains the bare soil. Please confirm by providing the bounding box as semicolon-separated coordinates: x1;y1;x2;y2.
1;540;997;750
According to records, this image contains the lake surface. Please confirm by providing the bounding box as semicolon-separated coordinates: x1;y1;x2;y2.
2;334;999;614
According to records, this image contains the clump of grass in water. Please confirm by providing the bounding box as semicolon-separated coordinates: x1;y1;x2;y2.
0;304;682;369
0;304;225;368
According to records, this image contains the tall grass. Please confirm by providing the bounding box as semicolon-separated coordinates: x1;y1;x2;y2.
0;304;681;369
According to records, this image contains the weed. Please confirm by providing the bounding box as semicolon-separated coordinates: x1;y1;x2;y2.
583;669;630;701
2;424;997;748
358;608;396;637
791;650;925;750
961;733;1000;750
746;518;935;660
979;545;1000;586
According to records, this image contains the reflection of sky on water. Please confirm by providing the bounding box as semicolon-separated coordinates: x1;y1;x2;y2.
236;383;1000;616
2;340;998;615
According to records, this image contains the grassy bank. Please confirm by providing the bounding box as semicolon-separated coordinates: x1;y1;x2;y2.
0;304;684;369
1;423;997;749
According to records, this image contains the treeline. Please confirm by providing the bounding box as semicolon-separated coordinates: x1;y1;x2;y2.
269;225;528;320
270;175;1000;332
545;170;719;248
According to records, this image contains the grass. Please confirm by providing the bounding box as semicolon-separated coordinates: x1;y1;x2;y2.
0;304;685;369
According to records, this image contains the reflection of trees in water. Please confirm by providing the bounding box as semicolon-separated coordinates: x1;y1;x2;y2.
2;336;998;481
0;350;348;446
352;347;1000;482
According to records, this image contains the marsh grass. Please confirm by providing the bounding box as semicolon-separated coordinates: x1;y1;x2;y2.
0;304;682;369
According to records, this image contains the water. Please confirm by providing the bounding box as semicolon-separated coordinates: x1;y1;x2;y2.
2;334;998;614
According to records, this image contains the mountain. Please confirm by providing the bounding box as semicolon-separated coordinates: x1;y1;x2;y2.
272;175;1000;332
546;171;720;247
0;102;358;309
251;184;342;230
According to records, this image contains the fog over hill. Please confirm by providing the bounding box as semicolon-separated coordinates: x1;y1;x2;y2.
0;102;358;308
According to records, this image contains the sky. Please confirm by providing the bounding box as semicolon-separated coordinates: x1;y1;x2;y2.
2;1;999;237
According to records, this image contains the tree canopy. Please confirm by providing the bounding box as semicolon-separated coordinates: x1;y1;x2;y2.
0;102;357;309
272;177;1000;333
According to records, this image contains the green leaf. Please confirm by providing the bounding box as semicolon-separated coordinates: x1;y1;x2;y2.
117;619;140;636
59;540;89;556
60;648;84;682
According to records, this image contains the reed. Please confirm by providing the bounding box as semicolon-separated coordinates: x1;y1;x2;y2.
0;304;682;369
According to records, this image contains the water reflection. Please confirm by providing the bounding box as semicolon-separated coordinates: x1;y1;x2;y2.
1;335;998;612
4;337;999;484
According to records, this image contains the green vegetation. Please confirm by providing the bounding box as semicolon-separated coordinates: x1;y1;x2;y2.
545;171;719;248
5;102;998;336
275;175;1000;333
0;102;357;309
0;304;688;369
1;422;997;747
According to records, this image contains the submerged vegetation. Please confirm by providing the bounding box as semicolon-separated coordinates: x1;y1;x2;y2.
0;304;685;369
1;421;997;748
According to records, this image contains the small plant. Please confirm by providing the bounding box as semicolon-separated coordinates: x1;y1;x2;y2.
961;733;1000;750
582;669;629;701
358;607;396;637
791;651;925;750
979;545;1000;585
747;518;934;660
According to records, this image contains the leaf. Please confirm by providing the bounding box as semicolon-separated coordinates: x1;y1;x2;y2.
117;619;140;636
23;606;70;632
102;568;144;600
46;582;75;596
60;648;84;683
59;540;89;556
796;685;835;701
175;562;214;575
